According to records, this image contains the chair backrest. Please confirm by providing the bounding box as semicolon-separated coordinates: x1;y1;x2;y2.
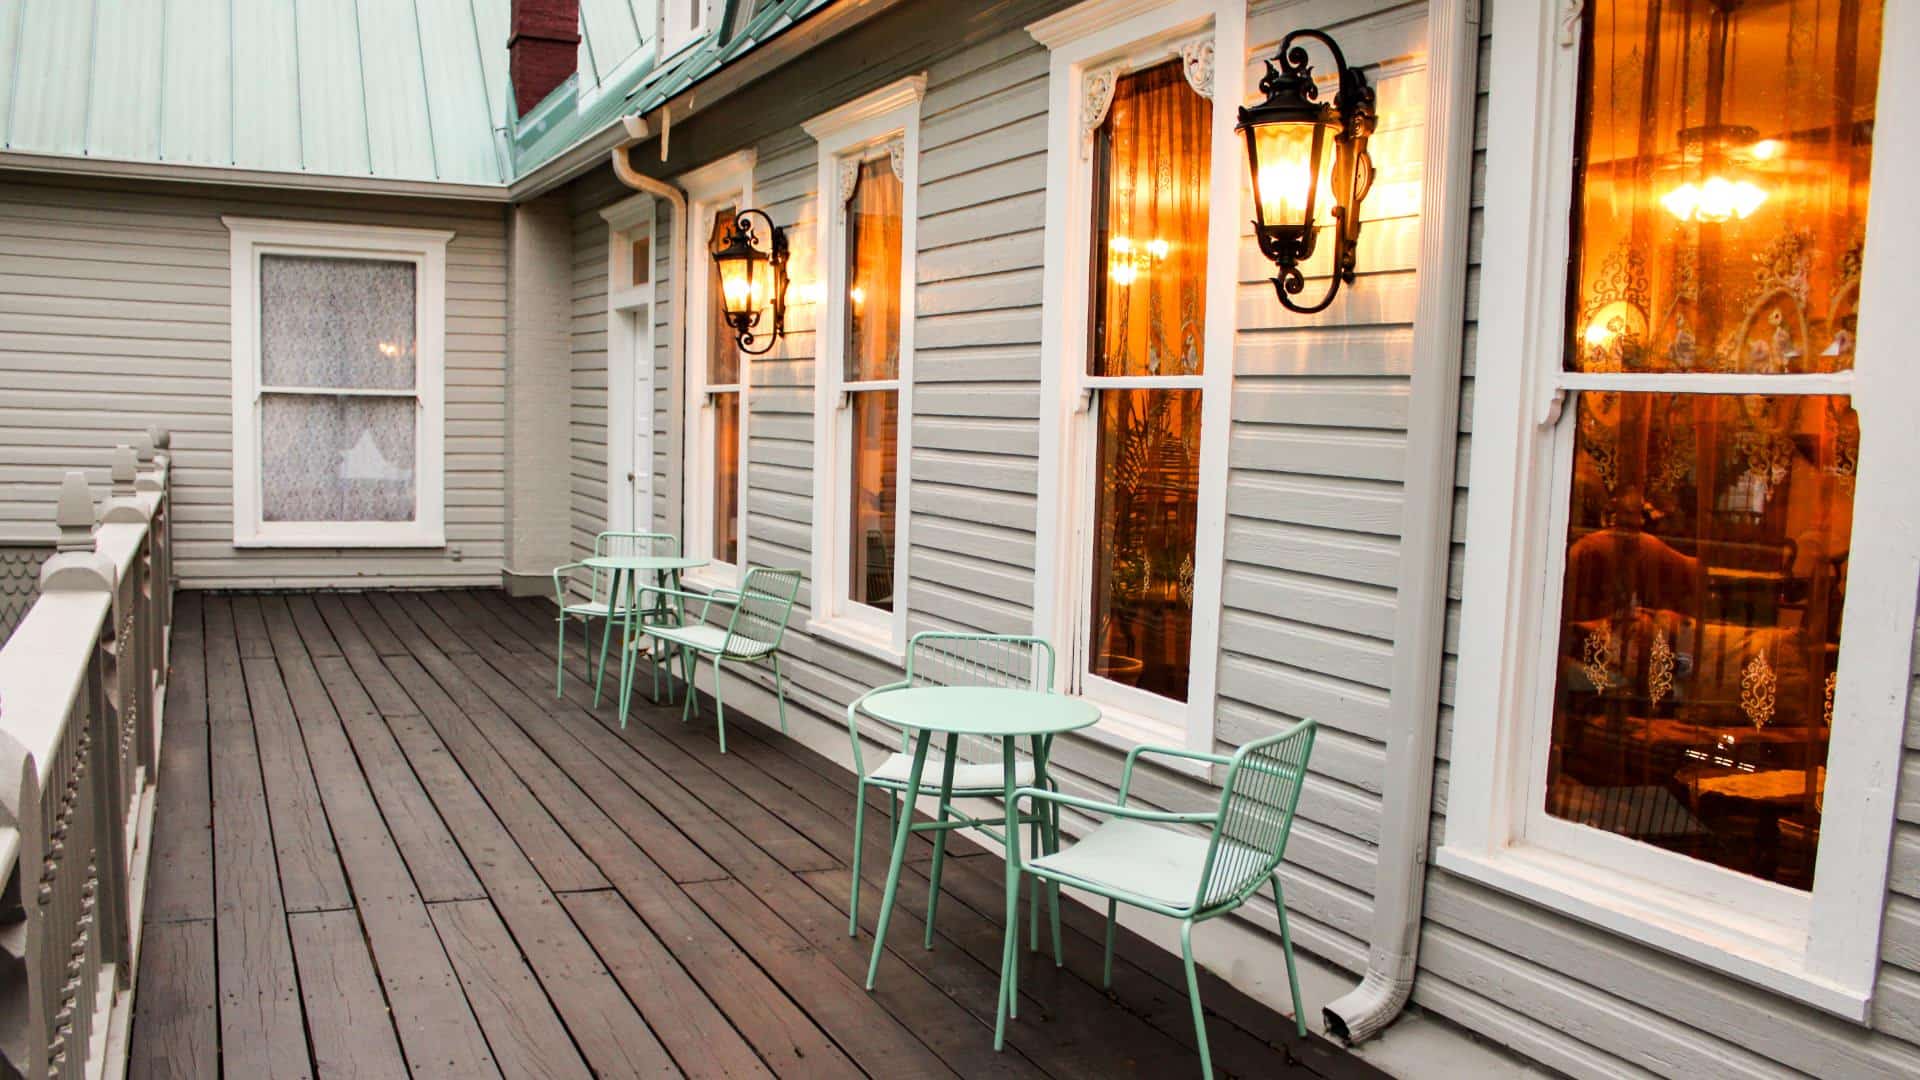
1194;719;1317;914
904;632;1054;692
723;567;802;655
595;531;678;557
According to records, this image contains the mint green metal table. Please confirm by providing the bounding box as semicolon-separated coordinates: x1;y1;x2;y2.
583;553;706;714
856;685;1099;1005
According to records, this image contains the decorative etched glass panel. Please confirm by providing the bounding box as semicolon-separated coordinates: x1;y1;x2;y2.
1567;0;1879;375
260;394;416;522
1543;0;1880;890
1089;62;1210;379
844;157;903;383
848;390;897;611
260;255;417;390
1088;388;1200;701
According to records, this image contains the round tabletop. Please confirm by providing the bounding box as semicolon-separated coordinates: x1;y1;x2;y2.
860;685;1100;738
583;554;709;572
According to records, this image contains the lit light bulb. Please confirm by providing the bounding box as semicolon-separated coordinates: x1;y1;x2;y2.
849;285;866;308
1661;175;1768;222
1749;139;1783;161
723;277;753;305
1110;262;1138;287
1110;236;1133;255
1583;321;1616;348
1147;238;1169;260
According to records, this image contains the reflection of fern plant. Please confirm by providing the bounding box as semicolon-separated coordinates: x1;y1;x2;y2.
1101;392;1197;607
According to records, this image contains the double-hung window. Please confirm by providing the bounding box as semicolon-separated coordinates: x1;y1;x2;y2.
1443;0;1916;1018
1030;0;1244;755
805;77;923;660
681;153;756;586
224;218;450;547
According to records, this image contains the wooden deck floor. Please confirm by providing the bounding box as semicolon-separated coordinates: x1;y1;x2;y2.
126;589;1381;1079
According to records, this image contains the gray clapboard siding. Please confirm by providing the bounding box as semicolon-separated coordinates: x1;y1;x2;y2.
0;172;508;588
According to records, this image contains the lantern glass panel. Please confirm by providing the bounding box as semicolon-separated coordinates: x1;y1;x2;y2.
1251;120;1335;231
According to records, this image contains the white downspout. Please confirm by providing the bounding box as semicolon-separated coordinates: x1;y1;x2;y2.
1322;0;1481;1045
610;117;689;536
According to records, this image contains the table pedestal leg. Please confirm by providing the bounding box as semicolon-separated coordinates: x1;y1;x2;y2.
995;735;1020;1050
866;729;931;990
1032;733;1063;965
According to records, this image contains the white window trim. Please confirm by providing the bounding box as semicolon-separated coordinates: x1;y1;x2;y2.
1028;0;1245;759
803;76;926;665
601;193;659;533
679;150;757;591
223;216;452;548
1439;0;1920;1021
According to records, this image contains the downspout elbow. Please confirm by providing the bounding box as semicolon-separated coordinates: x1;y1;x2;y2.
1324;953;1416;1045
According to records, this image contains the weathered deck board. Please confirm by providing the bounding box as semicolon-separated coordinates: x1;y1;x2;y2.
127;920;218;1080
129;590;1379;1080
202;597;312;1080
288;909;411;1077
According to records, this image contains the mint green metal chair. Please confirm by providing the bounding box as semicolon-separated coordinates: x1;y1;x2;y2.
999;719;1319;1078
551;531;678;705
625;566;802;750
845;632;1061;950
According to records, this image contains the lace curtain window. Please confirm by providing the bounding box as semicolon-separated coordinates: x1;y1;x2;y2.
844;156;903;611
1545;0;1880;890
1084;62;1209;702
257;254;419;523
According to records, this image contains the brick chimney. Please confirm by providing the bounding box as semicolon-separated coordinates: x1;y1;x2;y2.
509;0;581;116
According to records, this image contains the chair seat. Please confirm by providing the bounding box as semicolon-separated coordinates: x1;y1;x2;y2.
1028;818;1250;909
867;754;1035;792
648;623;773;658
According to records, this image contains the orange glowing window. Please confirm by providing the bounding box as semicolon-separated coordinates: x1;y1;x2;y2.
1084;61;1209;702
842;156;904;611
1543;0;1879;890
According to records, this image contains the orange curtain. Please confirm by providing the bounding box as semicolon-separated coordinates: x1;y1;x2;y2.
845;157;903;383
1090;62;1209;378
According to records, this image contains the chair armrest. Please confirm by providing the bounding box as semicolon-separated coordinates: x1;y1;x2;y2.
1014;786;1219;826
636;584;735;624
846;679;913;774
1118;744;1233;805
551;562;587;606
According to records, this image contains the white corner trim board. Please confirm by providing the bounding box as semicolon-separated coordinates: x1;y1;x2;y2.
223;217;452;549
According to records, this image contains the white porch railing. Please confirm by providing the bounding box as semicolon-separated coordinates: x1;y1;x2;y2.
0;432;173;1080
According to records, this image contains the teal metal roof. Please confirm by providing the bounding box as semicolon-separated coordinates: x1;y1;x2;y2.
0;0;516;184
0;0;830;189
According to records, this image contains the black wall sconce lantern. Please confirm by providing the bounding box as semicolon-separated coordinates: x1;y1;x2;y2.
1238;29;1377;314
711;208;790;354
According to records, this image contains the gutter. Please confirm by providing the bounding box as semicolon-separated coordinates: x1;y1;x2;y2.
1322;0;1481;1045
509;0;912;201
608;121;689;538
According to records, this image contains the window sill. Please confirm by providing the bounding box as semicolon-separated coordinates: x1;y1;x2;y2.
1434;842;1870;1022
233;528;445;549
1071;700;1212;780
805;615;903;666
